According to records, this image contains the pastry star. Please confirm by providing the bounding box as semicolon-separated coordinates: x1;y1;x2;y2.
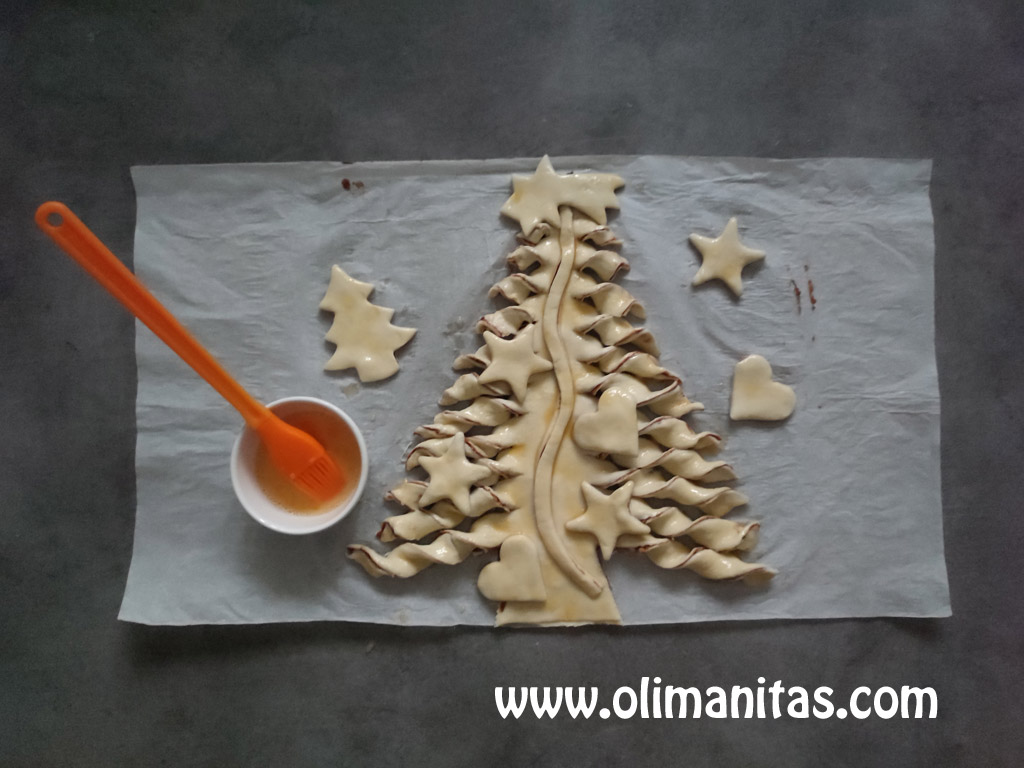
500;155;624;235
478;326;553;402
566;482;650;560
689;217;765;297
418;431;492;514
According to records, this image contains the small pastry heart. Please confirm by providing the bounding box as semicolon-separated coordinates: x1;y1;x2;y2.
730;355;796;421
477;535;547;602
573;389;639;456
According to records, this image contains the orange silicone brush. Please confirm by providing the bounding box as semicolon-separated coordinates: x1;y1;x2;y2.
36;201;346;503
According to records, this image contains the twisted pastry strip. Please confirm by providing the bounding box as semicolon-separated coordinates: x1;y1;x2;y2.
627;469;748;516
486;418;531;450
572;370;610;395
413;416;530;460
574;281;646;319
599;455;732;487
386;480;433;510
352;516;511;576
574;219;623;247
414;423;461;440
440;373;509;405
584;369;674;398
477;456;522;480
579;249;629;281
616;535;775;584
379;507;465;543
464;434;512;458
380;483;514;543
453;347;490;371
508;241;558;270
646;392;703;419
435;397;524;428
489;273;545;304
628;499;759;552
518;223;554;245
579;316;659;355
696;491;751;519
564;331;609;365
596;348;674;380
610;438;736;483
477;306;534;337
349;534;477;578
639;415;721;451
387;480;512;516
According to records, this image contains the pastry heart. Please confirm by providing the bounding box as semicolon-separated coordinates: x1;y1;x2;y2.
730;354;796;421
573;389;638;457
477;535;547;602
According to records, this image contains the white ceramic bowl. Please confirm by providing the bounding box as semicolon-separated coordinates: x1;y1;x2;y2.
230;396;368;534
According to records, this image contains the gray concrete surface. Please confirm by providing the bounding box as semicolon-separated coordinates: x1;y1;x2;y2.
2;1;1022;765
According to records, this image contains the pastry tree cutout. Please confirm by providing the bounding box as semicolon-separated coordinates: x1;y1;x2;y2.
320;265;416;382
730;354;796;421
349;157;774;626
689;217;765;296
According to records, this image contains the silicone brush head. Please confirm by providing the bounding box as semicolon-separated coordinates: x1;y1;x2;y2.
255;415;347;503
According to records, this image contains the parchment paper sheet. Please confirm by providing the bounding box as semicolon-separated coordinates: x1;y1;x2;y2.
119;156;949;625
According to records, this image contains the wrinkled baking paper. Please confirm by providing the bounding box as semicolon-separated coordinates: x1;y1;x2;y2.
119;156;949;626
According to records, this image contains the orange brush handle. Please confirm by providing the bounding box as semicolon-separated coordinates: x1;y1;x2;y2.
35;201;271;428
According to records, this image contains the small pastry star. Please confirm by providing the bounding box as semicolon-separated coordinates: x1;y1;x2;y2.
500;156;624;235
478;326;553;402
689;217;765;297
418;432;492;514
565;482;650;560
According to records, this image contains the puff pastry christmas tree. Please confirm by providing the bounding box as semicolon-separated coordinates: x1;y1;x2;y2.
349;157;773;625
